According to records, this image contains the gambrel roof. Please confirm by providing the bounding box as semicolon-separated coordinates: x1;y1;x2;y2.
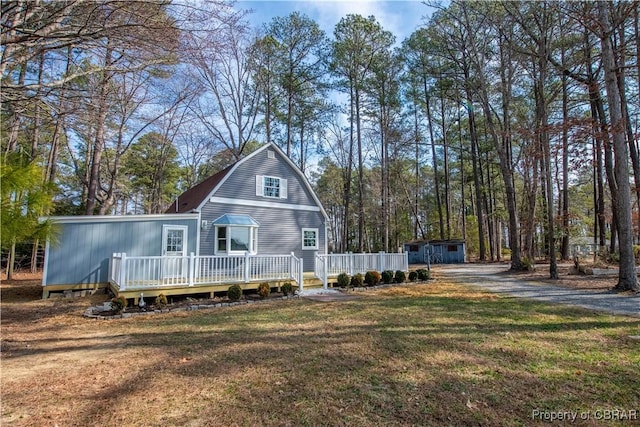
167;142;328;220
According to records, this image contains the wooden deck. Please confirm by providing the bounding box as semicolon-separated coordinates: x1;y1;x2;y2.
114;273;324;304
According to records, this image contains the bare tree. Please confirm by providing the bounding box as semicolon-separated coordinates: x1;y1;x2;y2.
183;6;260;160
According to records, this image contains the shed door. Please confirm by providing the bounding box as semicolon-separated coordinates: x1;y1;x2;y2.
162;225;188;278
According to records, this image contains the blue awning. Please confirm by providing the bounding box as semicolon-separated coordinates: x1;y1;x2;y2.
212;214;259;227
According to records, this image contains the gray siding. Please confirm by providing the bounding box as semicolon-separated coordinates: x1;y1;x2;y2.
215;148;319;207
45;216;198;286
200;202;325;271
200;145;327;272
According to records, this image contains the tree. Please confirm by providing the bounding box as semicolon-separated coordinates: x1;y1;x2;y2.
263;12;329;164
597;2;639;292
123;132;181;214
183;6;259;160
1;152;55;279
332;14;395;252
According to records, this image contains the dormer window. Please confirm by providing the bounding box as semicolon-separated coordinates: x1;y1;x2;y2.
256;175;287;199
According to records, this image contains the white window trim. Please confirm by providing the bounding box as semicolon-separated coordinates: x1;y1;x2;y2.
214;225;258;255
256;175;287;199
162;225;188;256
302;228;319;250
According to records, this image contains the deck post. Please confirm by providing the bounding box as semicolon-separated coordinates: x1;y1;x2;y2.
110;253;117;284
323;255;328;290
299;260;304;293
188;252;195;286
348;252;354;276
244;252;250;282
119;253;127;291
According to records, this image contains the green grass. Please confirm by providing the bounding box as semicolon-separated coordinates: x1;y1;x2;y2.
2;282;639;426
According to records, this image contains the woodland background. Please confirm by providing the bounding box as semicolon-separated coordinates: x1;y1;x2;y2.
1;1;639;289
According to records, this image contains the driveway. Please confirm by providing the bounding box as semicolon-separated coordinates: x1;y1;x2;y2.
432;263;640;318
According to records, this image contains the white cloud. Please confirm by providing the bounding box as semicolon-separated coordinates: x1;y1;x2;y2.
239;1;433;43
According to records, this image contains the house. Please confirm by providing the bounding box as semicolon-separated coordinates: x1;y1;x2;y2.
42;142;329;298
167;142;328;270
404;239;466;264
42;143;409;300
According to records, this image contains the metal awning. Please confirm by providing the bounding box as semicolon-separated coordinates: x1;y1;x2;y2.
212;214;259;227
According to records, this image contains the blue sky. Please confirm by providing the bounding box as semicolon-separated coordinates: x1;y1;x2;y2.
236;0;436;43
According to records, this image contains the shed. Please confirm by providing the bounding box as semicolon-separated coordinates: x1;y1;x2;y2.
403;239;466;264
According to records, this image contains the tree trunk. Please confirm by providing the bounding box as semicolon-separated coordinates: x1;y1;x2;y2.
355;85;365;253
598;2;639;292
424;80;444;240
466;98;486;261
560;54;570;260
85;44;113;215
440;95;451;239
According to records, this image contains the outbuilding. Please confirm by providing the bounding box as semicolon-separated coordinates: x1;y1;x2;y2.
404;239;466;264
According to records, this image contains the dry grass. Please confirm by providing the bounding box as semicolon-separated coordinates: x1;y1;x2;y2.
1;274;639;426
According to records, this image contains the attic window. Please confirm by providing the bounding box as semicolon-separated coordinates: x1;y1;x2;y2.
267;150;275;159
256;175;287;199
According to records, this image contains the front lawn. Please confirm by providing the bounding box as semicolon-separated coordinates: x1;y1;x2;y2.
1;278;638;426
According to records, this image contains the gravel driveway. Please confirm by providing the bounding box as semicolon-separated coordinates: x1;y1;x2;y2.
433;263;640;318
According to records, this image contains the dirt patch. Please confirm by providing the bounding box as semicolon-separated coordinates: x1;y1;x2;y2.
502;261;620;291
302;292;362;302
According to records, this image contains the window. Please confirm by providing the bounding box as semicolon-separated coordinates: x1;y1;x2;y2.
213;214;259;255
162;225;187;256
166;230;183;253
447;245;458;252
217;227;227;252
256;175;287;199
215;226;258;254
302;228;318;250
264;176;281;198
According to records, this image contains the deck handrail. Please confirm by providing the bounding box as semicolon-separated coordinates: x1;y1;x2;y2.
314;252;409;289
110;252;303;291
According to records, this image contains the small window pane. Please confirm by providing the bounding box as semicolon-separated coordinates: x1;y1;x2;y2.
166;230;183;252
303;229;318;249
217;227;227;252
263;176;280;198
230;227;250;251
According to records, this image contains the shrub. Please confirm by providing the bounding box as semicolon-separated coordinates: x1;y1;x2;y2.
258;282;271;299
416;269;430;280
521;257;535;271
364;270;381;286
227;284;242;301
381;270;394;284
110;295;127;313
394;270;406;283
281;282;293;296
408;271;418;281
350;273;364;287
154;293;168;306
336;272;351;288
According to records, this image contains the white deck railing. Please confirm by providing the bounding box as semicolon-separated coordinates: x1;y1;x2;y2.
315;252;409;289
110;252;304;292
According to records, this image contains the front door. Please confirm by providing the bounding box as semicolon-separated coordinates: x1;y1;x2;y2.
162;225;188;279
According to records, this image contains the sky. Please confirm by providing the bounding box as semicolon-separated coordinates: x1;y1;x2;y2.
236;0;437;44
